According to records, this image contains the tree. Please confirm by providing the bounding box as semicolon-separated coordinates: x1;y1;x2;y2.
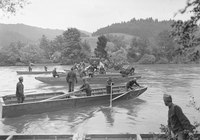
61;28;84;63
94;35;108;59
0;0;29;15
155;30;177;61
39;35;52;59
171;0;200;62
127;37;149;62
20;44;43;63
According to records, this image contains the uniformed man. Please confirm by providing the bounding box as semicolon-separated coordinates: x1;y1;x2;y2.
126;78;140;91
80;78;91;96
52;68;59;78
16;76;25;103
163;94;195;140
66;67;78;92
106;77;114;94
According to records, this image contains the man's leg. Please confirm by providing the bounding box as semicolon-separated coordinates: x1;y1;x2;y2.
68;82;72;92
71;82;74;92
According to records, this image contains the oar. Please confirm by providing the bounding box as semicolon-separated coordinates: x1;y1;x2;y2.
41;89;82;102
112;90;128;101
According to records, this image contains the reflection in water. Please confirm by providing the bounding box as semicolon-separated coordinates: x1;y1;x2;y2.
1;98;145;134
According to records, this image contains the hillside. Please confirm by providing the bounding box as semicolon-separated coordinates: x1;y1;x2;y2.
0;23;90;47
92;18;174;40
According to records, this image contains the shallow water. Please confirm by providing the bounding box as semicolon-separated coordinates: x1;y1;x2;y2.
0;64;199;134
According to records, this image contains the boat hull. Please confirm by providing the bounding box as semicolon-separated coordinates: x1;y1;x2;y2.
17;71;52;75
0;134;199;140
0;86;147;118
35;75;142;86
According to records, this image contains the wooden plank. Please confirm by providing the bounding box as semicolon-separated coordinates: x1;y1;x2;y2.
41;90;82;102
6;135;13;140
112;90;128;101
137;134;142;140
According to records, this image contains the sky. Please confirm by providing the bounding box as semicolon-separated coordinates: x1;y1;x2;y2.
0;0;191;33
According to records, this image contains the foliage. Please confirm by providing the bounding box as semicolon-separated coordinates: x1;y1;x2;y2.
61;28;82;60
127;37;149;62
155;30;177;61
105;34;127;50
138;54;156;64
109;48;128;66
94;35;108;59
20;44;43;63
0;0;29;15
92;18;174;40
39;35;52;59
171;0;200;62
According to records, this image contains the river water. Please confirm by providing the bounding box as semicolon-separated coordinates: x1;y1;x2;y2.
0;64;199;134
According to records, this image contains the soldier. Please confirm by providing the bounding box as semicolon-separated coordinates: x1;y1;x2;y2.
80;78;91;96
52;68;59;78
163;94;194;140
106;77;114;94
16;76;25;103
126;78;140;91
66;67;78;92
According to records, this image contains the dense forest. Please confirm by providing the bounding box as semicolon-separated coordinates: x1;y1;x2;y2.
92;18;174;39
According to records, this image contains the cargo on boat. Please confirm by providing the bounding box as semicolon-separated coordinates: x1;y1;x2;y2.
35;74;142;85
0;85;147;118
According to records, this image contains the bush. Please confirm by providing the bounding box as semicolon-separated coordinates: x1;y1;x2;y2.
138;54;156;64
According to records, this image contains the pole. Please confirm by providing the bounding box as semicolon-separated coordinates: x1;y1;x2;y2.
109;82;113;108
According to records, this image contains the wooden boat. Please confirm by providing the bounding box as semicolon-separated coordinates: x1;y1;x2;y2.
0;133;199;140
35;74;142;85
0;85;147;118
16;71;53;75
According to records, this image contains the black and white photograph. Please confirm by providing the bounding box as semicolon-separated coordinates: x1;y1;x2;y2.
0;0;200;139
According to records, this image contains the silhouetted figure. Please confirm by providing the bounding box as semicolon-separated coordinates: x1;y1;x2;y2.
16;76;25;103
80;78;91;96
44;66;47;71
163;94;195;140
52;68;59;78
126;78;140;91
106;77;114;94
66;67;78;92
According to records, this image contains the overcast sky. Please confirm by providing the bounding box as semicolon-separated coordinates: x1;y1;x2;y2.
0;0;191;32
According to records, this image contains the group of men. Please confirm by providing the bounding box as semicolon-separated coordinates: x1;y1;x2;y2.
16;66;195;140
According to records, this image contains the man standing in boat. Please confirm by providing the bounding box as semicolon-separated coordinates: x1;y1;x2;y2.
80;78;91;96
126;78;140;91
163;94;194;140
66;67;78;92
16;76;25;103
106;77;114;94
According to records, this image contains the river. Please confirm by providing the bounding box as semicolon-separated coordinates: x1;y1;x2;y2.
0;64;199;134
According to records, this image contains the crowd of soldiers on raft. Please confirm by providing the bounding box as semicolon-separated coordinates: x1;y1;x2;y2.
51;61;135;79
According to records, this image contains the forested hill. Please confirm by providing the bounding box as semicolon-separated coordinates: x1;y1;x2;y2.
92;18;174;39
0;23;90;47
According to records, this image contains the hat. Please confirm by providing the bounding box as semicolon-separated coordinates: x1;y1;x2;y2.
19;76;23;81
163;94;172;102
